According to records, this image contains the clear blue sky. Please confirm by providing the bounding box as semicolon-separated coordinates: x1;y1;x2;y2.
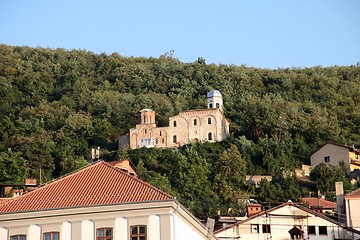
1;0;359;69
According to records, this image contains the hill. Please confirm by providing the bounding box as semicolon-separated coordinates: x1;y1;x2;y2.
0;44;359;218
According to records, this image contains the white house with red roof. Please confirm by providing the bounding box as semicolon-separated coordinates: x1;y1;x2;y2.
214;201;360;240
345;187;360;231
0;161;217;240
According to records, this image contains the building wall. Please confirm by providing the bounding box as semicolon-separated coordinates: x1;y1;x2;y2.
129;108;229;149
0;201;216;240
216;205;359;240
310;143;351;173
346;198;360;231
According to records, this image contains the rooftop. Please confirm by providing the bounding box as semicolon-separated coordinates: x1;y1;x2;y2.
0;161;173;213
345;187;360;200
207;90;222;98
301;197;337;209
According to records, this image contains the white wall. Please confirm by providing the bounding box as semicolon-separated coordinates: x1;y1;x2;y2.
346;198;360;231
174;213;208;240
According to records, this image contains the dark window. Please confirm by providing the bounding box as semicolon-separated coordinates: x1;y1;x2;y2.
308;226;316;235
194;119;197;126
324;156;330;162
208;117;212;124
216;103;220;108
262;224;271;233
251;224;259;233
97;227;113;240
144;129;147;134
209;103;213;108
155;138;158;144
173;121;177;127
43;232;59;240
162;138;164;144
159;131;162;136
143;116;146;123
319;226;327;235
130;225;146;240
10;236;26;240
208;132;213;141
173;135;177;144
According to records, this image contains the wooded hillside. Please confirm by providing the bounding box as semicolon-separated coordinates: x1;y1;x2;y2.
0;44;359;218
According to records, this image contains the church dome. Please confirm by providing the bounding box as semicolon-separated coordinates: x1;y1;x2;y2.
207;90;222;98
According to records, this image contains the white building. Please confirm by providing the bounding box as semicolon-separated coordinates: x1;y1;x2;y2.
215;201;360;240
345;187;360;231
310;142;360;174
0;161;217;240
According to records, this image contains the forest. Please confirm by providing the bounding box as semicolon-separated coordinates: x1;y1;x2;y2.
0;44;359;219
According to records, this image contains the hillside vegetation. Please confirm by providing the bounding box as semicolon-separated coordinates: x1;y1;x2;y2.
0;44;359;218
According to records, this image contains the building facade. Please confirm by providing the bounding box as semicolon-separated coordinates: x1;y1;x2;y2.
129;90;230;149
0;161;217;240
215;201;360;240
310;142;360;174
345;187;360;231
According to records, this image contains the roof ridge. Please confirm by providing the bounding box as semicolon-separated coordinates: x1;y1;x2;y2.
101;161;174;199
0;161;99;209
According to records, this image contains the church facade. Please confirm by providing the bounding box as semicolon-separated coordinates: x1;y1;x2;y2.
129;90;230;149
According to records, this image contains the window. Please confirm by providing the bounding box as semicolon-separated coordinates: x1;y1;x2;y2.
308;226;316;235
143;116;146;123
173;135;177;144
319;226;327;235
324;156;330;162
162;138;164;144
43;232;59;240
193;119;198;126
251;224;259;233
173;121;177;127
208;117;212;124
159;131;162;136
97;228;113;240
130;225;146;240
208;132;213;141
209;103;213;108
216;103;220;108
155;138;158;144
144;129;147;134
262;224;271;233
10;235;26;240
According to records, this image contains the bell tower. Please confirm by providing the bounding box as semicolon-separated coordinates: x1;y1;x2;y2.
207;90;223;112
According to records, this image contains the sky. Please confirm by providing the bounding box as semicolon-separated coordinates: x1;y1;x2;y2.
1;0;359;69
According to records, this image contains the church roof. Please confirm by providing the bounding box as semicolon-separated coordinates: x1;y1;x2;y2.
0;161;174;213
207;90;222;98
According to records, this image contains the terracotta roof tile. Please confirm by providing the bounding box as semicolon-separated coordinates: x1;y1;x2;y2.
0;161;173;213
301;197;337;209
345;187;360;199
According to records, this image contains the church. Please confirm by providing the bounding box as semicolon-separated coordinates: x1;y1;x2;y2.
128;90;230;149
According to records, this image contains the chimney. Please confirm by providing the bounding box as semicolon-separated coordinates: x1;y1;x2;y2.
335;182;345;223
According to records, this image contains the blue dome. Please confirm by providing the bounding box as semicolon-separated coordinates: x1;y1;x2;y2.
207;90;222;98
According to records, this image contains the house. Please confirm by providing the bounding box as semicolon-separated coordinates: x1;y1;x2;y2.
310;142;360;174
344;187;360;231
126;90;230;149
0;161;217;240
214;201;360;240
301;197;337;214
0;178;37;198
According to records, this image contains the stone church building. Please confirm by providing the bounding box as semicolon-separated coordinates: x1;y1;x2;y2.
127;90;230;149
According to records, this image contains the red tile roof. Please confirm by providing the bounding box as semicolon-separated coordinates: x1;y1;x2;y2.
0;161;173;213
0;198;11;206
345;187;360;199
301;197;337;209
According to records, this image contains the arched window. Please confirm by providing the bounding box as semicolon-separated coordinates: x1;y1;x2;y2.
208;132;213;141
144;129;147;134
173;135;177;143
173;121;177;127
159;131;162;136
209;103;213;108
96;228;113;240
193;119;198;126
43;232;59;240
216;103;220;108
143;116;146;123
208;117;212;124
10;235;26;240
